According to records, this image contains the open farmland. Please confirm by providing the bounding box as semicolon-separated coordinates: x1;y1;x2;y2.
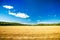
0;26;60;40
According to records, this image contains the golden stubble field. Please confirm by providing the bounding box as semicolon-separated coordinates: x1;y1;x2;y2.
0;26;60;40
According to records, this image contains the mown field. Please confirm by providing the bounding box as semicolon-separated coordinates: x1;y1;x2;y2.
0;26;60;40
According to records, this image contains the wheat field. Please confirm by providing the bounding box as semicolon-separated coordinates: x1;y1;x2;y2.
0;26;60;40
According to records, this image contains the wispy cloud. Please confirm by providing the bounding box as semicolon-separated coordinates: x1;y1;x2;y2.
9;11;16;15
36;20;41;24
3;5;13;9
36;20;54;24
9;11;29;18
37;22;53;24
36;19;60;24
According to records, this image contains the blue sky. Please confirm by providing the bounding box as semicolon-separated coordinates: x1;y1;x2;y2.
0;0;60;24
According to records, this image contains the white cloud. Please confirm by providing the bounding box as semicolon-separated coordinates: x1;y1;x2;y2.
15;12;29;18
3;5;13;9
9;11;29;18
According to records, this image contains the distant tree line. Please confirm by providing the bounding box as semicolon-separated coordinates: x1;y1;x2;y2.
0;22;60;26
35;23;60;26
0;22;30;26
